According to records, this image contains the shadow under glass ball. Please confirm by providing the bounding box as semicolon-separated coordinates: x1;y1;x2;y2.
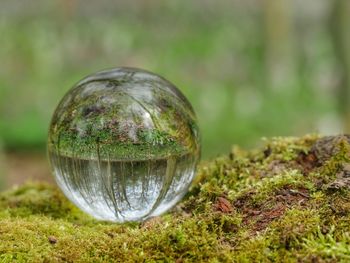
47;67;200;222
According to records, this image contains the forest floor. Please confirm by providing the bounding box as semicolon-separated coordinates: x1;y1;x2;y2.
1;135;350;262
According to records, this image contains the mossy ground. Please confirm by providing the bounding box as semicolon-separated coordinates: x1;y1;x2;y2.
2;135;350;262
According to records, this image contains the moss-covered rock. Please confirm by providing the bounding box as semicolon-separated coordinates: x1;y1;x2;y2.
2;135;350;262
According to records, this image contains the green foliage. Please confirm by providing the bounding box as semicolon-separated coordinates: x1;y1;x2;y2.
0;2;337;157
2;135;350;262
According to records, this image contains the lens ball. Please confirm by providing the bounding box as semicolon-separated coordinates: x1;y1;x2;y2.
48;68;200;222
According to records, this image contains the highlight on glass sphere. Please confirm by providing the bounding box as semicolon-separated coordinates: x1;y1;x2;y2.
47;67;200;222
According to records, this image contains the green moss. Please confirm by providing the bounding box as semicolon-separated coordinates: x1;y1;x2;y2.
3;135;350;262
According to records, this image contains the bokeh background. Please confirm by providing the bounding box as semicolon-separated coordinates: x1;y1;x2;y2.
1;0;350;188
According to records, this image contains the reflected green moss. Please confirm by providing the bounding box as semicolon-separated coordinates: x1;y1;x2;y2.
51;128;188;160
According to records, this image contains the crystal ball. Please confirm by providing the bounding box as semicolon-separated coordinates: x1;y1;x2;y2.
47;67;200;222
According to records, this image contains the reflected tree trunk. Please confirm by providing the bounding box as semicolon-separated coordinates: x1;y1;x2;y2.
330;0;350;132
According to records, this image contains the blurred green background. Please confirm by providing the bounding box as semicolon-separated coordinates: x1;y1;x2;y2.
1;0;350;187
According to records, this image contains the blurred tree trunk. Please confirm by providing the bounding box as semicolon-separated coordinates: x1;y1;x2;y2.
330;0;350;132
60;0;77;20
262;0;295;91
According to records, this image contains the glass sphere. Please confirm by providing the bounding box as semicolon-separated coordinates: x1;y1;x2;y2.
47;67;200;222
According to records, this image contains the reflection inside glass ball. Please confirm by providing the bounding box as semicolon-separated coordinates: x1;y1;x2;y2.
47;67;200;222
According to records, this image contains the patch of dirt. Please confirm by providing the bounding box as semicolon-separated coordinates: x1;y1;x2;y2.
234;186;310;233
295;151;319;175
140;216;163;230
213;197;233;213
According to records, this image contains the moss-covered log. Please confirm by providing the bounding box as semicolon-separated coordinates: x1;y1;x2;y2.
2;135;350;262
